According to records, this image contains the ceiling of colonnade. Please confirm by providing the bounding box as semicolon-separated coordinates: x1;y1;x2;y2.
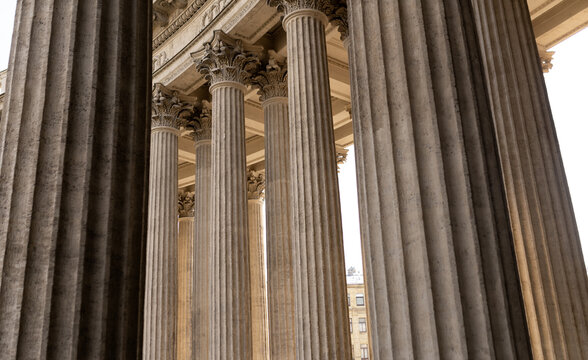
151;0;588;190
152;0;353;189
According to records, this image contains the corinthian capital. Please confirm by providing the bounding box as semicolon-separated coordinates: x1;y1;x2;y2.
152;83;191;130
192;31;262;87
178;191;195;218
252;51;288;102
194;100;212;142
327;1;349;42
247;169;266;200
268;0;333;14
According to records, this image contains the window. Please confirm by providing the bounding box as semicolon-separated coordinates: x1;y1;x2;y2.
348;294;351;306
360;344;369;360
359;317;367;333
349;318;353;333
356;294;365;306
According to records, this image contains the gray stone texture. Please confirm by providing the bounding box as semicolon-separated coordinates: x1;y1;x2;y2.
280;5;352;359
247;169;269;360
470;0;588;358
145;83;188;360
178;192;194;360
193;31;262;360
253;58;296;358
347;0;530;358
192;102;212;360
0;0;151;358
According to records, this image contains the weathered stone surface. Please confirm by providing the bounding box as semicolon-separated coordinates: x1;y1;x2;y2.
272;4;352;358
253;56;296;360
192;100;212;360
193;31;260;360
178;193;195;360
471;0;588;357
0;0;151;358
247;169;269;360
144;84;189;360
347;0;530;358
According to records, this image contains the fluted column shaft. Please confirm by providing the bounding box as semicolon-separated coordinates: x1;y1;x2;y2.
247;180;269;360
347;0;530;358
470;0;588;358
178;216;194;360
193;136;212;360
144;125;179;360
208;82;252;359
283;9;351;359
0;0;151;358
264;98;296;359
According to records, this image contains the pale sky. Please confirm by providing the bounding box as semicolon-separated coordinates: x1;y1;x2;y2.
0;1;586;273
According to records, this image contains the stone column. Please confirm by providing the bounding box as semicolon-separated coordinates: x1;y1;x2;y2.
193;30;261;360
268;1;352;358
252;54;296;359
191;100;212;360
247;169;269;360
0;1;151;358
346;0;531;358
470;0;588;358
144;83;189;360
178;192;195;360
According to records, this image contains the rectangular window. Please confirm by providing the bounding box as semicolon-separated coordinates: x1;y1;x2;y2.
349;318;353;333
361;344;369;360
356;294;365;306
359;317;367;333
348;294;351;306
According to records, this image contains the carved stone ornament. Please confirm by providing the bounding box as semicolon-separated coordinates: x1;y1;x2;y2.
268;0;335;15
251;51;288;102
192;30;262;86
336;147;349;172
193;100;213;142
178;191;195;217
152;83;192;129
327;1;349;42
247;169;266;200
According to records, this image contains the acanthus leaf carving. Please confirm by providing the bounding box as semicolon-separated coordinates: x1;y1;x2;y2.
247;168;265;200
151;83;192;130
192;30;262;86
178;191;195;217
251;50;288;102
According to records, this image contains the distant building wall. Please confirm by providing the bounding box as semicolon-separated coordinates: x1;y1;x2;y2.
347;275;370;360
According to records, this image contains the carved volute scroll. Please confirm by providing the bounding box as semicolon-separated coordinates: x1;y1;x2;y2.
247;169;266;200
251;50;288;102
151;83;191;130
192;30;262;87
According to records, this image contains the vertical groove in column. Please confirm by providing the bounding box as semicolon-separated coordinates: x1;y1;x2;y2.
284;10;351;359
144;128;178;360
0;0;151;359
247;183;269;360
210;84;251;360
193;139;211;360
347;0;531;358
264;99;296;359
178;215;194;360
469;0;588;358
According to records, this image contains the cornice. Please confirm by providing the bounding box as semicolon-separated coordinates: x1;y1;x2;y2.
153;0;208;50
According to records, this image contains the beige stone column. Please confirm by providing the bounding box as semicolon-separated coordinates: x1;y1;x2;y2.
178;192;195;360
470;0;588;358
192;100;212;360
193;31;261;360
0;0;151;358
268;1;352;358
144;83;189;360
346;0;531;358
247;169;269;360
252;54;296;359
